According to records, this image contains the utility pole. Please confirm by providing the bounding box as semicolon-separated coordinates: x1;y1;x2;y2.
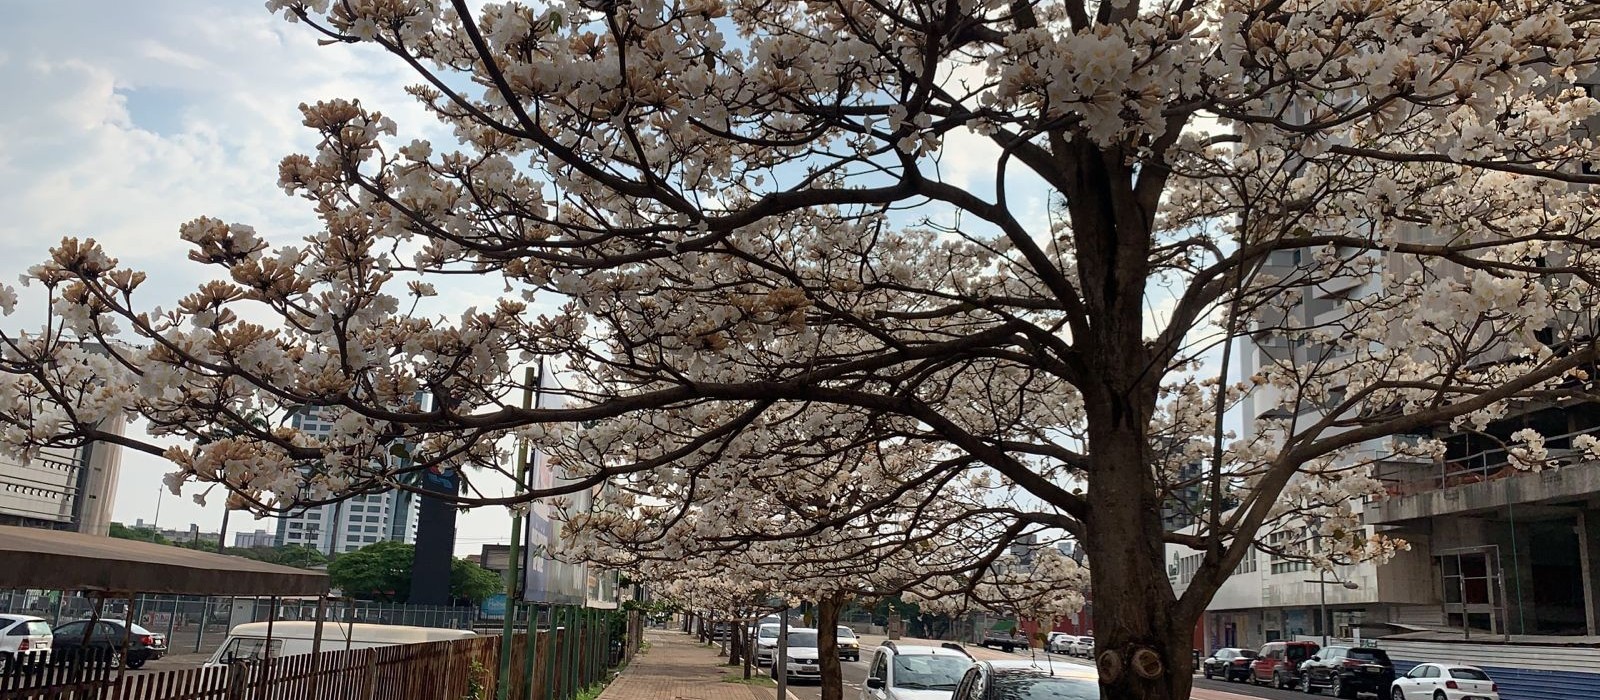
498;362;540;700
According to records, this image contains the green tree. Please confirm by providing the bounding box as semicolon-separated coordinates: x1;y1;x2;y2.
328;541;413;602
234;545;329;569
108;522;168;545
328;541;501;603
450;558;502;604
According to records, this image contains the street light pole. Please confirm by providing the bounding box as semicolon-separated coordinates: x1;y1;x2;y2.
1304;574;1360;647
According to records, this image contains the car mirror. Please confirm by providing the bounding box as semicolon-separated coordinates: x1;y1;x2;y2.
1311;656;1320;661
866;677;885;689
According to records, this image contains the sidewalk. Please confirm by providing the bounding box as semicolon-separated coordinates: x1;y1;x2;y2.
599;629;782;700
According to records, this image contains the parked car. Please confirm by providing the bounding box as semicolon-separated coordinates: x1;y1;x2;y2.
1046;633;1078;654
861;641;973;700
1068;636;1094;657
1390;663;1500;700
951;659;1099;699
1201;648;1257;681
979;631;1025;653
770;629;822;683
1249;640;1319;689
1301;645;1395;697
836;626;861;662
50;620;166;669
0;614;53;674
754;623;780;666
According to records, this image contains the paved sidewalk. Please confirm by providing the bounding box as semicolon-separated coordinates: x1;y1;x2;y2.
599;630;782;700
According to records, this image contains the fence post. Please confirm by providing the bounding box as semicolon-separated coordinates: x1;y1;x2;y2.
542;608;556;700
360;650;378;700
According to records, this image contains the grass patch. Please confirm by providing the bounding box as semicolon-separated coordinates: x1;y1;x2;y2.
722;673;777;687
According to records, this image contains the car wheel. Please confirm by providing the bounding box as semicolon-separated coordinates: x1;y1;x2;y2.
1391;687;1405;700
1204;667;1214;680
1333;675;1351;699
126;657;145;670
1275;671;1288;689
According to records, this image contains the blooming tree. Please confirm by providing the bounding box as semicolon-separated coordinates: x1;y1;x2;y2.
6;0;1600;697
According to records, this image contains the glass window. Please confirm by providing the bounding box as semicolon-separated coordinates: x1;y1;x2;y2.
364;526;378;533
1238;649;1258;658
758;626;778;640
1416;665;1439;679
870;651;888;681
220;637;283;663
837;626;856;639
890;654;969;691
1449;668;1490;681
786;632;818;647
1347;649;1389;662
992;673;1100;699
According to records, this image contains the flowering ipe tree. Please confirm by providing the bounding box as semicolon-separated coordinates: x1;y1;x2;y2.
5;0;1600;697
563;420;1085;700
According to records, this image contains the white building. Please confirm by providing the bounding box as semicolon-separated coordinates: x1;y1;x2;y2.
233;528;277;549
0;417;125;537
271;406;418;554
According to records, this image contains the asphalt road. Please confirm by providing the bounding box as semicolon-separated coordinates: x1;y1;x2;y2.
780;647;1388;700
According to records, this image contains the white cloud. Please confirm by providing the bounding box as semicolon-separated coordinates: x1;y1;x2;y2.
0;1;515;554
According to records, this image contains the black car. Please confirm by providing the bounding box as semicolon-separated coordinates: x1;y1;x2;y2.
1201;647;1258;681
978;632;1027;653
952;659;1100;699
50;620;166;669
1299;645;1394;698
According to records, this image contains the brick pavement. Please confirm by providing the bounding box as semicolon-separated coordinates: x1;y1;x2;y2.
599;629;785;700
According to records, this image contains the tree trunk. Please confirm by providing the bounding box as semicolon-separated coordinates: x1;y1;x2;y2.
729;612;744;666
816;595;846;700
1081;387;1198;700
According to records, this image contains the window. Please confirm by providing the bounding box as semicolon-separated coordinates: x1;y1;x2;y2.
870;651;888;683
219;637;283;663
1449;668;1490;681
1268;531;1311;574
364;526;379;533
1232;549;1258;575
890;654;969;691
366;516;381;523
349;506;364;513
363;536;378;542
288;522;303;530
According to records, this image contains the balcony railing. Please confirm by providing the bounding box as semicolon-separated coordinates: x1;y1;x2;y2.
1375;425;1600;498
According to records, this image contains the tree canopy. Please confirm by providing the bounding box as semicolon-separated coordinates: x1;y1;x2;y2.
11;1;1600;697
327;541;502;604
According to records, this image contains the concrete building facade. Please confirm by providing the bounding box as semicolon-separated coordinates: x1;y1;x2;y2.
270;406;419;554
0;416;125;537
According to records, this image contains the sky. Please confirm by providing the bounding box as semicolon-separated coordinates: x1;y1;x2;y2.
0;1;517;556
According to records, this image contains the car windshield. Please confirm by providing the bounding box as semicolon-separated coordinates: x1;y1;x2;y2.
1347;649;1389;663
787;632;818;648
1449;668;1491;681
1238;650;1258;658
890;654;970;690
837;627;856;638
993;673;1100;699
758;627;778;639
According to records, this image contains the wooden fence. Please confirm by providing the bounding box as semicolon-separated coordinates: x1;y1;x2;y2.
0;617;622;700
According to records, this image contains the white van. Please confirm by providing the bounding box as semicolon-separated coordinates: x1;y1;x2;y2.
203;621;476;667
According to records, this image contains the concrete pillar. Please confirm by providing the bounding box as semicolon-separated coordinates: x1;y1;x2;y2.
1579;511;1600;636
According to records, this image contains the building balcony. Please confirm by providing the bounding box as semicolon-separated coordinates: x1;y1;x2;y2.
1366;429;1600;526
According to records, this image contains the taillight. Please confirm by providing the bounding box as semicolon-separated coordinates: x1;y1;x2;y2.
1491;683;1499;692
17;639;28;651
1445;680;1459;690
1342;659;1360;667
140;635;154;646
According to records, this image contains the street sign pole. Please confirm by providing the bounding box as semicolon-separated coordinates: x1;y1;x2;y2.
498;364;538;700
776;607;789;700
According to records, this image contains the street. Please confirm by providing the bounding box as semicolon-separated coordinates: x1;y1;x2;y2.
781;645;1380;700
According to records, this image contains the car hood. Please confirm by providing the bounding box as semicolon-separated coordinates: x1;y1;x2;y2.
886;689;955;700
784;647;822;659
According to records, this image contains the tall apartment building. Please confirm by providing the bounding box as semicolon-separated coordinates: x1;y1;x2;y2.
271;406;418;554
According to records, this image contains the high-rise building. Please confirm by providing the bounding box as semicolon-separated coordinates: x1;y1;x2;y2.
270;406;418;554
234;528;276;549
0;416;125;537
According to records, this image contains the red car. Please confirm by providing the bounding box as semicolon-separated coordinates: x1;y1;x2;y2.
1249;641;1319;689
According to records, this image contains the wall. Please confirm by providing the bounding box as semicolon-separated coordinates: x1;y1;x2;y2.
1379;638;1600;700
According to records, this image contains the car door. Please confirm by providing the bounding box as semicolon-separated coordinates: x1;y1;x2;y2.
1397;664;1433;700
863;650;889;700
52;622;87;650
1252;646;1276;681
1317;647;1345;685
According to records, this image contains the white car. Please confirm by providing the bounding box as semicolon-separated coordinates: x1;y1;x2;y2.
754;623;780;666
862;641;974;700
770;628;822;682
1390;663;1499;700
1068;636;1094;657
0;614;52;673
1046;633;1078;654
837;626;861;662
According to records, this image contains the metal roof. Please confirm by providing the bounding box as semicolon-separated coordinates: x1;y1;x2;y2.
0;525;328;596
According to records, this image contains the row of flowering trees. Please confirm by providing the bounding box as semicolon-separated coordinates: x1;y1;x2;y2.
7;0;1600;698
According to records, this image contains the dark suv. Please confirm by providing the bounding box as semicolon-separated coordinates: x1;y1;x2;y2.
1249;640;1319;689
1300;645;1395;698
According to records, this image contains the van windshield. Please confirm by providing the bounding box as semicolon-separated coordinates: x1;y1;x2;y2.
220;638;283;664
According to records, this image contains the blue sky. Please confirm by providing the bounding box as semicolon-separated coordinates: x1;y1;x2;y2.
0;1;517;554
